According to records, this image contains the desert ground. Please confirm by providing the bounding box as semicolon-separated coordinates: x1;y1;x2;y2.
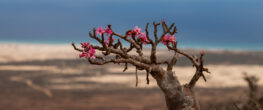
0;43;263;110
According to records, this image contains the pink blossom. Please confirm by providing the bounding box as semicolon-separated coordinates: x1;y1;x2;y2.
79;42;96;59
162;35;176;45
96;26;104;36
81;42;90;48
105;27;113;36
137;32;149;45
79;52;86;58
87;46;96;59
128;26;142;37
134;26;141;35
104;36;115;45
127;30;134;37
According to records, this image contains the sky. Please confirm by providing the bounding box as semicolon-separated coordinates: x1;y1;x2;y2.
0;0;263;50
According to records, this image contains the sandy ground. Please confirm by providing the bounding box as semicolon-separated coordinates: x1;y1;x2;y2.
0;43;263;110
1;64;263;90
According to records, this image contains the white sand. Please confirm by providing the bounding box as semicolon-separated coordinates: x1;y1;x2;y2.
0;43;248;63
0;43;78;63
0;43;163;62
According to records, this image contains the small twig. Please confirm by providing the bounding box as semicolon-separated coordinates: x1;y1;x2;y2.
123;63;128;72
145;23;153;44
199;51;207;82
135;67;138;87
153;21;160;42
146;70;150;85
72;42;83;52
167;52;179;71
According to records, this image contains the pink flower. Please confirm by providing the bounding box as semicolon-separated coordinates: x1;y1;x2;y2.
128;26;142;37
104;36;115;45
87;47;96;59
79;52;86;58
127;30;134;37
79;42;96;59
81;42;90;48
105;27;113;36
137;32;149;45
134;26;141;35
96;26;104;36
162;35;176;45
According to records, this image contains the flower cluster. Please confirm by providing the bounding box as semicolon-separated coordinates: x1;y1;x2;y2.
96;26;113;36
96;26;114;45
161;35;176;45
78;25;177;59
128;26;149;45
104;27;113;36
104;36;115;45
137;33;149;45
79;42;96;59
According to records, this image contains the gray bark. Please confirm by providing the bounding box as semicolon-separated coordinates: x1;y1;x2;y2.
151;66;199;110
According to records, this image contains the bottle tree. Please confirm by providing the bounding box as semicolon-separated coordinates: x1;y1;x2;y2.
72;20;210;110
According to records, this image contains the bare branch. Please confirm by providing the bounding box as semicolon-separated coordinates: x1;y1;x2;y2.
188;52;209;88
167;44;199;68
126;43;134;53
113;31;141;49
168;23;175;34
171;25;177;34
150;44;157;64
161;20;167;33
145;23;153;44
92;44;150;64
87;56;150;70
167;52;179;71
199;51;207;82
153;21;160;42
113;31;143;56
146;69;150;84
72;42;83;52
123;63;128;72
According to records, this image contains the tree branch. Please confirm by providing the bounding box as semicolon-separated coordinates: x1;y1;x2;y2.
188;52;210;88
72;42;83;52
145;23;153;44
153;21;160;42
167;52;179;71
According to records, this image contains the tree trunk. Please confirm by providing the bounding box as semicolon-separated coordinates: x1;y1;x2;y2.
151;66;199;110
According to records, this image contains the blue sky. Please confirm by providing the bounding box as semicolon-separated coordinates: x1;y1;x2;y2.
0;0;263;50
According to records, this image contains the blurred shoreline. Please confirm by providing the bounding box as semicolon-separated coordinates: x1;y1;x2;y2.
0;42;263;109
1;42;262;65
0;42;263;88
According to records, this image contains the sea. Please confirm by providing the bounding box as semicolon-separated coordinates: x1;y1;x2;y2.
0;0;263;51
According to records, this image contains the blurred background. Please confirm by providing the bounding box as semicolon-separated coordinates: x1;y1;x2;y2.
0;0;263;110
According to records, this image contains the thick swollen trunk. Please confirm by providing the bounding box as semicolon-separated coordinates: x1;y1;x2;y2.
151;66;199;110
